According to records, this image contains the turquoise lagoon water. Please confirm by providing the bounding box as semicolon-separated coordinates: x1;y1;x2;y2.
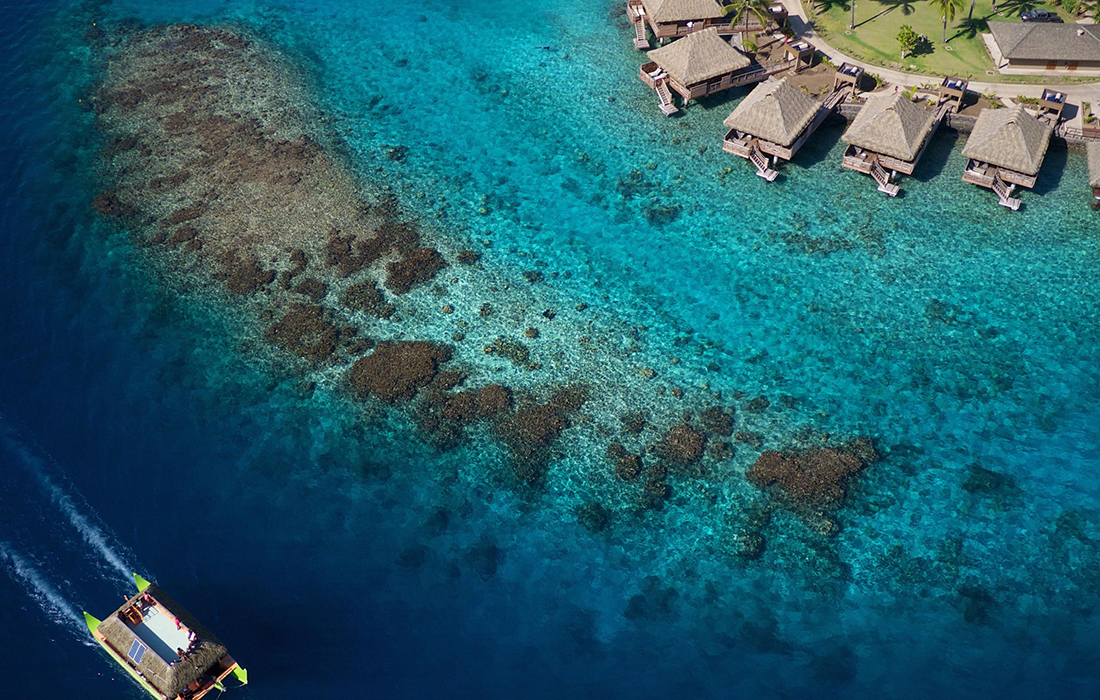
2;0;1100;697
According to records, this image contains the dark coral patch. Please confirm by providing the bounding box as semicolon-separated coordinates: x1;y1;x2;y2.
347;341;453;403
747;444;875;506
493;387;587;485
219;251;275;295
263;304;339;364
476;384;512;416
341;280;395;318
656;424;706;465
607;442;642;482
699;406;734;436
92;190;131;217
441;391;480;423
292;278;327;301
325;231;386;278
385;247;447;294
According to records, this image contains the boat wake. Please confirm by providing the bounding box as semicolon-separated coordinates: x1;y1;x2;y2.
0;543;96;646
0;412;143;642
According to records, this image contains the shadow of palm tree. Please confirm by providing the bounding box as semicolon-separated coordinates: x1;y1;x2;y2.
951;17;989;41
992;0;1040;17
816;0;850;13
879;0;918;15
854;0;917;27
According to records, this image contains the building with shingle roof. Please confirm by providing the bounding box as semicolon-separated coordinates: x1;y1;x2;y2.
987;22;1100;69
642;0;725;23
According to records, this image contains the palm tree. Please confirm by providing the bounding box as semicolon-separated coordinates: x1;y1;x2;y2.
930;0;965;42
722;0;773;42
851;0;856;28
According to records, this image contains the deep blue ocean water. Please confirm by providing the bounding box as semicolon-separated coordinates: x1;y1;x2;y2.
3;0;1100;698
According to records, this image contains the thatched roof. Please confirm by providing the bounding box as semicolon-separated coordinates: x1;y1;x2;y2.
723;77;820;147
647;28;751;86
97;584;228;699
988;22;1100;63
962;105;1051;176
841;93;936;162
1089;142;1100;188
641;0;725;23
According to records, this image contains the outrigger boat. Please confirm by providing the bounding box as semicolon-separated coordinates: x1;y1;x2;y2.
84;574;248;700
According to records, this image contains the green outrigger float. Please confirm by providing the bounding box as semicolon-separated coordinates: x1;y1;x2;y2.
84;574;247;700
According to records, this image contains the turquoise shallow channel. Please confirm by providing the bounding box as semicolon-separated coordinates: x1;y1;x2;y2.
1;0;1100;698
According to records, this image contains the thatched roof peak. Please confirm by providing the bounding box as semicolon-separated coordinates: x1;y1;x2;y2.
641;0;726;23
723;77;820;147
962;105;1051;176
841;92;936;162
647;28;751;86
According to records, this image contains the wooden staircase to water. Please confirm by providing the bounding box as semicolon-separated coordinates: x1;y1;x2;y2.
749;143;779;181
992;173;1021;211
627;1;650;49
654;79;678;116
870;158;899;197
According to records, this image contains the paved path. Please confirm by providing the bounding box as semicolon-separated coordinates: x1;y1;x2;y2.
783;0;1100;124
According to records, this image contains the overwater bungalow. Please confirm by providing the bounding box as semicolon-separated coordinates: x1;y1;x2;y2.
641;27;787;115
841;93;948;196
85;574;247;700
722;76;848;180
1088;142;1100;208
938;76;969;113
626;0;787;50
961;106;1052;211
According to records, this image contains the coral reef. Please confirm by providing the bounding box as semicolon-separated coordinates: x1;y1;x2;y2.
264;304;340;364
747;443;876;507
656;424;705;465
348;341;454;403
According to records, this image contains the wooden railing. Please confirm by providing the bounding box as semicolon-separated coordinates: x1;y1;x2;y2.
1054;125;1100;142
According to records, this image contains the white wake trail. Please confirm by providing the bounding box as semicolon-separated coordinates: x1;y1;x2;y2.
0;543;95;646
0;416;136;585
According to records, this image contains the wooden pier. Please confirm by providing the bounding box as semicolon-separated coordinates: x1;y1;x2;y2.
627;0;650;49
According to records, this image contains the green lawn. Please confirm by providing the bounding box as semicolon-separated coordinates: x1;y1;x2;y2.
808;0;1086;83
